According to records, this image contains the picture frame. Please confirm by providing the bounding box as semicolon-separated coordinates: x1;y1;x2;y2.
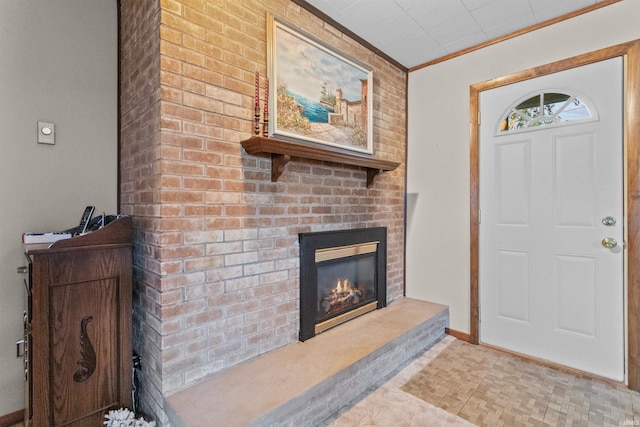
266;13;374;156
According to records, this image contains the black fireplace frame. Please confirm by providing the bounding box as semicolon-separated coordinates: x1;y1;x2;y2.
298;227;387;341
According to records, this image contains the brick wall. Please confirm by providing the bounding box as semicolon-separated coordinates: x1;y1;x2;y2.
119;0;164;420
120;0;406;424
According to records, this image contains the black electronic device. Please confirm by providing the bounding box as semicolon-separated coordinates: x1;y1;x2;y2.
73;206;95;236
86;214;118;232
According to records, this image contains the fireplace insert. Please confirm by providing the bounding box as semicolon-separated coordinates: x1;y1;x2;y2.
298;227;387;341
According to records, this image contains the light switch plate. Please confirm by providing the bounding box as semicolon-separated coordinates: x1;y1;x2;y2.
38;121;55;145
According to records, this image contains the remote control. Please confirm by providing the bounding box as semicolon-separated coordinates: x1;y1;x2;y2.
74;206;95;236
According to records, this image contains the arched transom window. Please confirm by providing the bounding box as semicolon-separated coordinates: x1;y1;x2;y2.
499;90;596;133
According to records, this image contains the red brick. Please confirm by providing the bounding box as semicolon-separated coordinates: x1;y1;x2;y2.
157;217;204;231
183;121;224;138
183;177;223;190
183;149;222;164
183;5;223;32
160;190;205;203
160;24;183;45
160;0;182;14
186;334;223;353
161;299;206;319
162;11;206;39
183;34;223;59
184;92;224;113
184;255;224;271
181;77;206;95
161;117;182;131
160;160;205;176
206;292;243;308
183;63;223;86
162;101;204;123
184;205;223;216
206;217;241;229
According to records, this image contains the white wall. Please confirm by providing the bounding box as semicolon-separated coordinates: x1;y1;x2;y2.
406;0;640;334
0;0;118;416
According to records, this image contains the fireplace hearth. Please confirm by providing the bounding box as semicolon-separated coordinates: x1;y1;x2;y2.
298;227;387;341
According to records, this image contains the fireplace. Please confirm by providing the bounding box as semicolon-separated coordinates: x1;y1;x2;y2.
298;227;387;341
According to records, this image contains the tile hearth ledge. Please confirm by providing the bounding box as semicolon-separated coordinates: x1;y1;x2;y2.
165;297;449;427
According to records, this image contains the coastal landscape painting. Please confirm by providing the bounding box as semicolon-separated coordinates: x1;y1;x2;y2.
267;14;374;155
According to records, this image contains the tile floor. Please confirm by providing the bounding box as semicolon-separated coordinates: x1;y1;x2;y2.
325;335;474;426
328;335;640;426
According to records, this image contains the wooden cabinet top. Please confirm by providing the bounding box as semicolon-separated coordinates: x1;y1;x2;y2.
24;216;133;254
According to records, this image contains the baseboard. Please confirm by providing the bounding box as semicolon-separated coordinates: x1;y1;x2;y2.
445;327;470;342
0;409;22;427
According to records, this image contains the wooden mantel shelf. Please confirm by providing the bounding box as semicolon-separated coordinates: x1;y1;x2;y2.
241;136;400;187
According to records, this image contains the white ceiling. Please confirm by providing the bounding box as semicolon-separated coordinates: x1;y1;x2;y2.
301;0;609;69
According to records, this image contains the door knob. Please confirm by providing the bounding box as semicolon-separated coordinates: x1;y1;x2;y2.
602;216;617;226
602;237;618;249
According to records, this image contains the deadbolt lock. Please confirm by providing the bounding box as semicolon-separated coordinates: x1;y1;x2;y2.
602;216;616;226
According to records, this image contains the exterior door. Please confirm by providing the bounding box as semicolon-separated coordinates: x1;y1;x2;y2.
479;58;624;381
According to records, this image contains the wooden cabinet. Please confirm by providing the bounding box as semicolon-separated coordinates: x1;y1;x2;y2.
24;217;133;427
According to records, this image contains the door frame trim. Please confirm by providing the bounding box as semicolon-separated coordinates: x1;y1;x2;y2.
469;39;640;390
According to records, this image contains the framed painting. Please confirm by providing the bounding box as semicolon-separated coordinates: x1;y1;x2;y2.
266;13;374;155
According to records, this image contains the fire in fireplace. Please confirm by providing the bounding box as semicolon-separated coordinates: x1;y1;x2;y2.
319;276;367;317
299;228;387;341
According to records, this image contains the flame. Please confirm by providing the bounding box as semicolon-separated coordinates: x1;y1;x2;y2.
320;277;367;316
333;278;354;296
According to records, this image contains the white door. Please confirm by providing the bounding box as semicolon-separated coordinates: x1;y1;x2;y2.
479;58;624;381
